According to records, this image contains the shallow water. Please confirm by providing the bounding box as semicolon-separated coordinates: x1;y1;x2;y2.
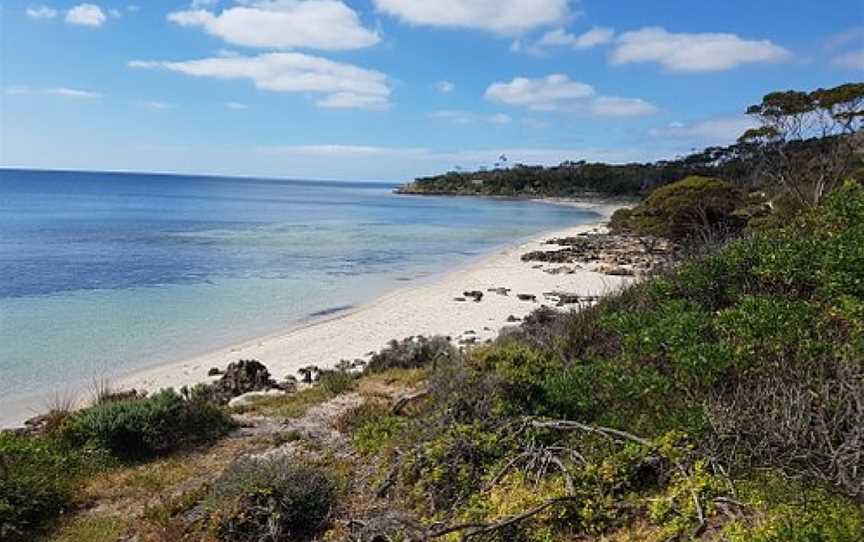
0;169;598;416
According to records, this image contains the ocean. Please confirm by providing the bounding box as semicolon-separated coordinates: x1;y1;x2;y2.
0;169;598;423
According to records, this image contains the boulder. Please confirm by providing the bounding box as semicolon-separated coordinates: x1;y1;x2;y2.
211;360;277;404
463;290;484;302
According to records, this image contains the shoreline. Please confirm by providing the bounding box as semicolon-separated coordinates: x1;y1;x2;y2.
2;198;632;429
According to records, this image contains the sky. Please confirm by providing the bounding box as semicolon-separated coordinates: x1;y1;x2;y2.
0;0;862;181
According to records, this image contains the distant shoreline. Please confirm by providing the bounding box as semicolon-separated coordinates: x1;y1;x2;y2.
1;197;632;429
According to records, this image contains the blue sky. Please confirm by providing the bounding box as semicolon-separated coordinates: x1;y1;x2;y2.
1;1;862;181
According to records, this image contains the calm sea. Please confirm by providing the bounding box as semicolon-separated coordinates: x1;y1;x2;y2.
0;169;598;423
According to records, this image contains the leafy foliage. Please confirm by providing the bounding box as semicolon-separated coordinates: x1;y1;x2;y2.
61;388;234;460
206;457;336;542
0;434;111;541
610;175;746;241
365;335;459;374
359;181;864;540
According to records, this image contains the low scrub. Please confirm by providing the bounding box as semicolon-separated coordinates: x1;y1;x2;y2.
363;181;864;539
365;335;459;374
0;433;109;541
61;388;235;460
612;175;746;242
206;457;336;541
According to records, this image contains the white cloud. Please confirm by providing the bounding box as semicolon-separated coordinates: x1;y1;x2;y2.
129;52;391;110
316;92;389;110
590;96;657;117
26;6;58;20
650;116;757;145
824;27;864;52
429;110;512;124
538;26;615;49
47;87;103;98
137;100;175;110
435;80;455;93
167;1;380;50
225;101;248;109
485;74;594;111
833;49;864;70
611;27;790;72
485;74;656;117
373;0;570;35
66;4;107;26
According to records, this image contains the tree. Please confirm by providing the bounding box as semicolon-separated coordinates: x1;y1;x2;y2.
739;83;864;207
613;176;745;242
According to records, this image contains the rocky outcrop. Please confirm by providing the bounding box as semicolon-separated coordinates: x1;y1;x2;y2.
522;232;674;277
210;360;281;404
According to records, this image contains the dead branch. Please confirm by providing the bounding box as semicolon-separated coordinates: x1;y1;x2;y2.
428;497;578;540
391;389;431;416
529;419;652;447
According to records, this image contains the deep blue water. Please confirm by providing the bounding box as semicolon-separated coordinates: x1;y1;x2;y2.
0;168;597;421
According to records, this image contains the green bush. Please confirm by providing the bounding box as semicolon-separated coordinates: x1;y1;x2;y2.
724;476;864;542
207;457;336;541
317;369;356;395
471;343;562;415
0;433;109;541
619;175;745;241
61;388;234;460
365;335;459;374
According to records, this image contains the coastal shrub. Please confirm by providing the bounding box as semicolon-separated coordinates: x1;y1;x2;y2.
608;207;634;233
317;369;356;395
470;343;563;415
61;388;234;460
723;475;864;542
206;457;336;542
620;176;745;241
0;433;103;541
365;335;459;374
354;414;407;455
400;422;510;513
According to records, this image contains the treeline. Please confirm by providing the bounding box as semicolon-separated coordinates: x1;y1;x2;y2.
398;146;755;197
399;83;864;199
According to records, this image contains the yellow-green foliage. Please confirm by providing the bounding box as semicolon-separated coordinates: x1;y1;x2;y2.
339;402;407;454
615;176;745;240
46;515;127;542
232;386;334;419
724;475;864;542
647;460;727;538
455;472;570;542
401;423;506;514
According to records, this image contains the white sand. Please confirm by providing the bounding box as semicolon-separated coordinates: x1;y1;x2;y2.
116;201;633;392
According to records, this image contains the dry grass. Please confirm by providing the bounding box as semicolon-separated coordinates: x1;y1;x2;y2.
230;386;336;419
44;432;277;541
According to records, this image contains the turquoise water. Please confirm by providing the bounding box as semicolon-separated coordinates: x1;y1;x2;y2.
0;169;598;420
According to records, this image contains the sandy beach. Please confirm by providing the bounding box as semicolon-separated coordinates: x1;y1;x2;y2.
113;200;633;395
2;200;634;428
